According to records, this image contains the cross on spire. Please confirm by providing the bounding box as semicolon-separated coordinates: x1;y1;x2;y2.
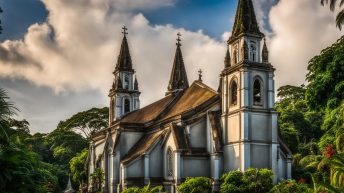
176;32;182;46
198;69;203;82
122;26;128;36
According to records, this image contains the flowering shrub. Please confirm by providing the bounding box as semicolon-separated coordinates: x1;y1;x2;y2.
323;144;336;158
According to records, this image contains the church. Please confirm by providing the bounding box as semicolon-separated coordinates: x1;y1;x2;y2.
86;0;292;192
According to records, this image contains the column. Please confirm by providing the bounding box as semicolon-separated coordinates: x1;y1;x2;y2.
144;154;150;184
287;156;292;180
174;151;181;185
240;111;250;171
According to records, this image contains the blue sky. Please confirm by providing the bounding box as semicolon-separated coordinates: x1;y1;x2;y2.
0;0;235;41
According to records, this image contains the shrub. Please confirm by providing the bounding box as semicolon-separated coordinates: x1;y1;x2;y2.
269;180;312;193
122;184;165;193
220;168;273;193
177;177;212;193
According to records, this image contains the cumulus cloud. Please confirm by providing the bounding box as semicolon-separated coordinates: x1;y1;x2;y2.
0;0;225;106
268;0;342;87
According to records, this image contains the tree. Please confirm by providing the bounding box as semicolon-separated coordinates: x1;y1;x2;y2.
70;149;88;192
321;0;344;29
177;177;212;193
0;88;17;146
220;168;274;193
90;168;104;192
57;107;108;138
0;6;2;34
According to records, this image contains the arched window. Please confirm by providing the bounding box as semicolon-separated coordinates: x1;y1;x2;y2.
124;99;130;113
230;80;238;105
167;148;173;177
250;41;257;62
253;79;262;105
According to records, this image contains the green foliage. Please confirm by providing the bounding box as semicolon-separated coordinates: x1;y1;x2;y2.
220;168;273;193
90;168;105;192
269;180;312;193
122;184;165;193
57;107;108;138
70;148;88;189
177;177;212;193
306;36;344;110
276;85;323;153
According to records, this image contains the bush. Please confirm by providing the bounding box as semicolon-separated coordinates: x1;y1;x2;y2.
220;168;273;193
122;184;165;193
269;180;312;193
177;177;212;193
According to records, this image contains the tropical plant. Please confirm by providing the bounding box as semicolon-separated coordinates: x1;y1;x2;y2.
177;177;212;193
70;148;88;191
90;168;105;192
269;180;312;193
0;88;17;146
321;0;344;29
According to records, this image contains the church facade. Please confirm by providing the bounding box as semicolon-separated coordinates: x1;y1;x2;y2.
86;0;292;192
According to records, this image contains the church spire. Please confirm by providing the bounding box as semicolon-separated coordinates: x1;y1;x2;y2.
262;38;269;63
114;26;133;73
166;32;189;96
224;46;231;68
228;0;264;44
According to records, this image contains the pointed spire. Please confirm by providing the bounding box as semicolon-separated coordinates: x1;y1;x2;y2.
114;26;133;73
198;69;203;82
166;33;189;95
224;46;231;67
262;38;269;63
134;76;139;91
228;0;264;43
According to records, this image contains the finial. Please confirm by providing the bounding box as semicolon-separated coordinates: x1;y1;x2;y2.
122;26;128;36
176;32;182;46
198;69;203;82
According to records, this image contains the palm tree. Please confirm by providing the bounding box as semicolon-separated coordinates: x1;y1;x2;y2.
321;0;344;30
0;88;17;146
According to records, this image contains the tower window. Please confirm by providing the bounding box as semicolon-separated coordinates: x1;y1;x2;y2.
250;41;257;62
124;75;129;89
253;79;262;105
233;45;239;64
167;148;173;177
124;99;130;113
230;80;238;105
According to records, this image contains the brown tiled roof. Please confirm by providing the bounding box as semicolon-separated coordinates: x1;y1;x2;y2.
163;81;218;119
121;129;166;165
209;111;223;152
120;95;175;124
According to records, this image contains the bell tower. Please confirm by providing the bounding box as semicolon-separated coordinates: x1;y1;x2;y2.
109;27;140;124
220;0;278;179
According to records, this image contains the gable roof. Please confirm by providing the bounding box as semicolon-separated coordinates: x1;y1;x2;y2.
119;81;218;126
162;81;218;119
120;94;175;124
121;129;167;165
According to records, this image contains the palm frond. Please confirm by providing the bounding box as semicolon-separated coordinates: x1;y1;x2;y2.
336;10;344;30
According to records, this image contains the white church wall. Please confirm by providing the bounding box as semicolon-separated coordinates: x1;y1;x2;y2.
149;143;163;177
223;144;240;172
182;157;210;177
250;144;270;169
119;132;143;155
250;113;271;141
189;118;207;148
227;113;240;143
127;158;143;177
95;141;105;159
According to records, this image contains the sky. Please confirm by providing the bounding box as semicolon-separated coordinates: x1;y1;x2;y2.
0;0;342;133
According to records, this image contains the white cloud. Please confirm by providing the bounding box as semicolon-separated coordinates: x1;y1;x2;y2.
0;0;225;107
268;0;342;87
